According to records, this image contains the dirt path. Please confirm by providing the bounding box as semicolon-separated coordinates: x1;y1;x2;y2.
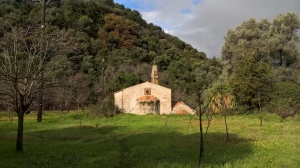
114;136;131;168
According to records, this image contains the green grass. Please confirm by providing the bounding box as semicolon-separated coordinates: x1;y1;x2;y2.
0;111;299;168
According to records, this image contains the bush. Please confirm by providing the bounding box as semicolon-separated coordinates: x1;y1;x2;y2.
88;95;122;117
266;82;300;120
232;105;253;115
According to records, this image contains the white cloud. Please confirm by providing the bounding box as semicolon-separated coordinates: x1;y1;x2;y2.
115;0;300;58
141;11;161;24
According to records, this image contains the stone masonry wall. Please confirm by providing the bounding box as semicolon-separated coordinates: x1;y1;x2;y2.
114;82;171;115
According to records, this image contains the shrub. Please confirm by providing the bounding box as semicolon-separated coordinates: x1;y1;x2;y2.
88;95;122;117
266;82;300;120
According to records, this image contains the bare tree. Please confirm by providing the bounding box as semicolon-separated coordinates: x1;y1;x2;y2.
0;25;77;151
196;87;215;168
55;85;73;113
192;59;222;168
72;73;89;111
0;81;14;120
34;0;52;122
51;72;89;113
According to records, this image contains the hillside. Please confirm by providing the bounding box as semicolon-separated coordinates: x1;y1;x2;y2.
2;1;299;116
0;0;218;111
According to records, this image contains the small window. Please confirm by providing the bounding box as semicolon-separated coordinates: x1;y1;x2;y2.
144;88;151;95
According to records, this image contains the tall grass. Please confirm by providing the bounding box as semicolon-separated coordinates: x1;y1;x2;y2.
0;111;299;168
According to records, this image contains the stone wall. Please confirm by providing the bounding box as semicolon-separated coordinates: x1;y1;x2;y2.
114;82;171;115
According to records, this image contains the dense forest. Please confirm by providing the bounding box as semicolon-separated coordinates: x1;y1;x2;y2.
0;0;213;113
0;0;300;118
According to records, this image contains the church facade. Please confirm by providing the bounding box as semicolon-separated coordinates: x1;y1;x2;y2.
114;65;194;115
114;81;171;115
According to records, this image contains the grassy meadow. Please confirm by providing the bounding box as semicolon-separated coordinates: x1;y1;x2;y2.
0;111;299;168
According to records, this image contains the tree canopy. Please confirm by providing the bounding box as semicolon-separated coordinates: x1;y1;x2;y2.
221;12;300;111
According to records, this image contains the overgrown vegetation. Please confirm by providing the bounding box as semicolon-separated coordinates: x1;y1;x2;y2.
88;95;122;117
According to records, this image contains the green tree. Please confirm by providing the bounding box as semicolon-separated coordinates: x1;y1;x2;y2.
268;82;300;114
229;44;271;110
154;54;171;70
76;15;94;33
268;12;300;67
222;18;270;67
98;13;138;50
168;59;193;92
99;0;114;7
126;9;147;27
221;13;300;111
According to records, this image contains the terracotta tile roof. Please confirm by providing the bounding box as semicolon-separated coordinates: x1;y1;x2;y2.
137;95;159;102
173;101;182;108
175;110;189;115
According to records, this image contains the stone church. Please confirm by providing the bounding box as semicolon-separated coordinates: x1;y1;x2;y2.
114;65;195;115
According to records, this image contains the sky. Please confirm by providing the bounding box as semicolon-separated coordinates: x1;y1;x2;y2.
113;0;300;58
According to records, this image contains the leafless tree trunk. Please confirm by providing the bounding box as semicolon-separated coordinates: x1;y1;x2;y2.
16;110;24;151
0;25;78;151
197;90;216;168
36;0;46;123
33;0;61;122
258;91;262;126
198;93;204;168
224;114;229;141
222;96;229;141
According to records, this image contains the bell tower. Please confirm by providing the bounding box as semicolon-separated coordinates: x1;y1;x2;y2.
151;65;159;85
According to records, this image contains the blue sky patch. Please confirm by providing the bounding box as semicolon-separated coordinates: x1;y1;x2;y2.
180;8;192;14
114;0;139;10
193;0;202;5
114;0;155;11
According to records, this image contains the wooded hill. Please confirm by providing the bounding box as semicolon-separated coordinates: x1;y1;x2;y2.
0;0;300;117
0;0;218;113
